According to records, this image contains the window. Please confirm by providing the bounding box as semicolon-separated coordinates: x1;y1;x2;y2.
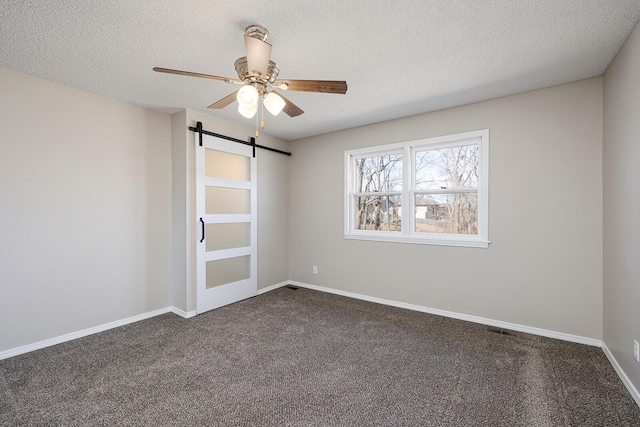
344;130;489;248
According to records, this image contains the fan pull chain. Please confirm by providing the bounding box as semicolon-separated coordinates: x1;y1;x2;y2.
255;102;259;138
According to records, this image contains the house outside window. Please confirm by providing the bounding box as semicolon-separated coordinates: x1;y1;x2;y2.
344;129;489;248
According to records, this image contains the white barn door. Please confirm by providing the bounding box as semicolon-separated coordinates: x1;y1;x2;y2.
195;134;257;314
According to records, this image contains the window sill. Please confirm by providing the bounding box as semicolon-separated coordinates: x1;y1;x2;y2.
344;233;490;248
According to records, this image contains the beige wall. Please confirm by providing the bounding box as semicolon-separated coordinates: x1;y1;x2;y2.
0;67;172;352
603;21;640;392
289;78;603;339
170;109;290;312
170;109;188;312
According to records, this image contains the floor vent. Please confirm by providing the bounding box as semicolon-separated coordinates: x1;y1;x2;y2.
487;327;517;337
285;285;299;290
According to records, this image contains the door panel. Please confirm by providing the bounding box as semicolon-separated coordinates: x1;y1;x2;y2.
205;222;251;252
205;187;251;214
206;255;251;289
196;134;257;313
205;149;251;181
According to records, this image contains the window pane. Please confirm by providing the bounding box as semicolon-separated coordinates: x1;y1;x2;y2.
355;153;403;193
415;144;479;190
415;193;478;235
355;195;402;231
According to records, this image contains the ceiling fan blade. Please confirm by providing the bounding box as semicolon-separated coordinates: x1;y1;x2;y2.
273;91;304;117
244;35;272;76
207;91;239;109
273;79;347;94
153;67;242;84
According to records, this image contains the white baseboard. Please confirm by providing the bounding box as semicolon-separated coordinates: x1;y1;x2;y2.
169;306;197;319
0;307;171;361
257;281;290;295
0;281;290;361
288;281;602;347
0;282;603;357
602;343;640;407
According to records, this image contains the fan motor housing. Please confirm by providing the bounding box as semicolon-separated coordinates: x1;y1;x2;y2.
234;57;280;85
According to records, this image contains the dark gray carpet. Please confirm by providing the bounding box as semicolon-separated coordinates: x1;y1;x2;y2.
1;287;639;426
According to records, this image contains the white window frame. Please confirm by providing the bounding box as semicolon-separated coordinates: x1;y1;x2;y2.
344;129;490;248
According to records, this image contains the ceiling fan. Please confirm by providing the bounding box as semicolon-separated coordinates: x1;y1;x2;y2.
154;25;347;123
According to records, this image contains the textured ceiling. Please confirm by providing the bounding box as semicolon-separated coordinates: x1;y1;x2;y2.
2;1;640;141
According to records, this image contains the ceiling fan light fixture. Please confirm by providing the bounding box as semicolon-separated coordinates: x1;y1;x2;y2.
237;85;259;108
264;92;286;116
238;102;258;119
154;24;346;124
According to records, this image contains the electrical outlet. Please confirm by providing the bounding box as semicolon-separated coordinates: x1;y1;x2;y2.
312;266;318;274
634;340;639;363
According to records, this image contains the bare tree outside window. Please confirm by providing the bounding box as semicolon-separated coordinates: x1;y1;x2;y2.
415;144;479;234
354;153;402;231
